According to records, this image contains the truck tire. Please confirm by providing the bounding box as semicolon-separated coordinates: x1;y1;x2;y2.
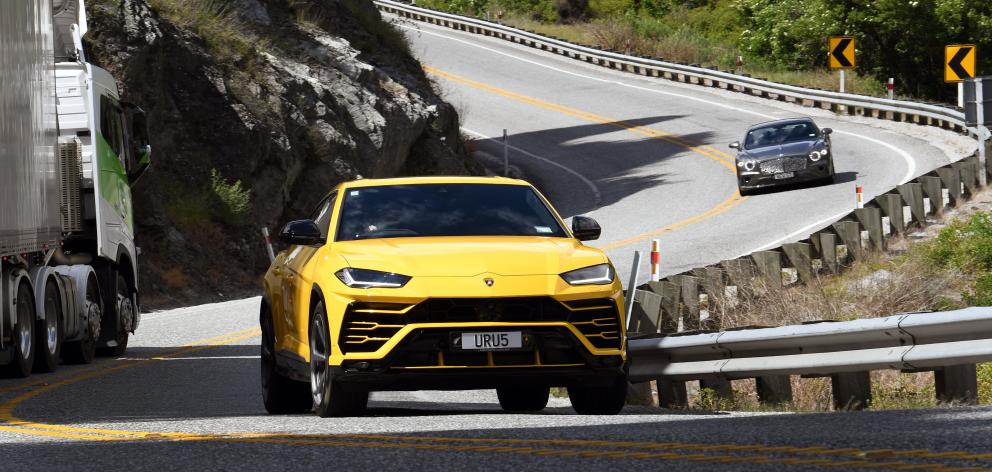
62;274;101;364
34;280;62;373
497;386;550;412
5;281;36;378
98;273;131;357
260;303;311;414
310;301;368;417
567;377;627;415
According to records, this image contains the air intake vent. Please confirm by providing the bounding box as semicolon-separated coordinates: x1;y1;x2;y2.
58;138;83;233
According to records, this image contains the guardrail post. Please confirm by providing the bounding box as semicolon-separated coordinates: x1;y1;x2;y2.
756;375;793;405
873;194;905;236
937;166;963;207
897;182;926;228
831;372;872;410
629;289;663;336
935;364;979;405
657;378;688;409
853;207;885;251
750;251;782;289
811;232;839;273
648;280;681;334
699;378;734;404
919;176;945;216
781;243;813;283
955;160;978;197
831;221;863;260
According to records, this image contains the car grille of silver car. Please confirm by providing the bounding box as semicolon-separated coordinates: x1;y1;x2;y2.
760;156;807;174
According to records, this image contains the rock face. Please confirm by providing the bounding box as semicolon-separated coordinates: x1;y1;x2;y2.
85;0;481;307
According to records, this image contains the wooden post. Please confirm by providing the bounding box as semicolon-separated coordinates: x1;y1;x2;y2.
935;364;979;405
670;275;701;331
919;176;945;216
874;194;905;236
832;221;863;260
831;371;872;410
781;242;813;283
757;375;794;405
937;166;963;207
700;378;734;404
854;207;885;251
812;232;839;273
648;280;680;334
897;182;926;228
955;160;978;197
750;250;783;289
630;290;663;336
658;378;688;409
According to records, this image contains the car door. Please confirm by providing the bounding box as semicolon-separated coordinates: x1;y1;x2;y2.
279;193;336;351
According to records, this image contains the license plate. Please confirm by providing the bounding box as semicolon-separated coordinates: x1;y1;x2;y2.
774;172;795;180
457;332;522;351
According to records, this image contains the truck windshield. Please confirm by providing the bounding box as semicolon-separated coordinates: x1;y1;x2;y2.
744;122;819;149
335;183;568;241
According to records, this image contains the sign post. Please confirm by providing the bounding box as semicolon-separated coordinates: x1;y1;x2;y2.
965;77;990;186
829;36;856;93
946;44;977;108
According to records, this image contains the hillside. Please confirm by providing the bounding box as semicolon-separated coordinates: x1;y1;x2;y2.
84;0;482;308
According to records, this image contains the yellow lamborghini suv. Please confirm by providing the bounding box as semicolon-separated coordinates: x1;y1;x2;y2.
260;176;627;417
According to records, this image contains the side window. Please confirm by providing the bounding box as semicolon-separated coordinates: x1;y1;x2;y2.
310;193;337;239
99;95;127;167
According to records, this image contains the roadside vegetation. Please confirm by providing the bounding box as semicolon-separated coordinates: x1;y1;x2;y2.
417;0;992;101
676;206;992;411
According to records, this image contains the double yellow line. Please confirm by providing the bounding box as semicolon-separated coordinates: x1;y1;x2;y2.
423;65;747;251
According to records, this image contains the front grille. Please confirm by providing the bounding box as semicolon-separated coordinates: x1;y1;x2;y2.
338;297;623;354
389;328;586;368
760;156;807;174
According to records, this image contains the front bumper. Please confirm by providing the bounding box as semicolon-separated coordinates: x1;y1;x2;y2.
738;160;833;190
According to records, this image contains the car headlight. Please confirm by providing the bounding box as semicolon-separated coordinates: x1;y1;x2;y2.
335;268;411;288
809;149;828;162
738;159;756;171
560;263;615;286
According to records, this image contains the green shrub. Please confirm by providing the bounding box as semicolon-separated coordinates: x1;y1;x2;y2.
979;363;992;404
210;168;251;225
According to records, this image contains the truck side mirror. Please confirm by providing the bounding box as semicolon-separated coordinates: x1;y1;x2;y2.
122;102;151;185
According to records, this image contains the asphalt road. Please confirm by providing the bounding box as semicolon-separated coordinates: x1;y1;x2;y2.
2;13;989;472
2;298;991;471
391;16;974;281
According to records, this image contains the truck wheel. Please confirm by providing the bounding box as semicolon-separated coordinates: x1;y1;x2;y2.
34;280;62;373
310;301;368;417
568;377;627;415
4;282;36;378
496;386;550;412
62;275;101;364
98;273;131;357
260;303;311;414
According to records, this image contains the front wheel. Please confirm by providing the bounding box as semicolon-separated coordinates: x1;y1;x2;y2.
260;303;312;414
310;301;368;417
568;377;627;415
98;273;132;357
4;282;36;378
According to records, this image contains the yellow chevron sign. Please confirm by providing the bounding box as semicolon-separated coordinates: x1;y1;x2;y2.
945;44;977;83
829;36;855;69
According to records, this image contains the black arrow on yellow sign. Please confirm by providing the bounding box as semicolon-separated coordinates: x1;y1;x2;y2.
831;38;854;68
948;46;974;79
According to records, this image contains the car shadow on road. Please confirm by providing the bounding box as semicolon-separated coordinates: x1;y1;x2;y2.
741;171;858;197
472;115;726;217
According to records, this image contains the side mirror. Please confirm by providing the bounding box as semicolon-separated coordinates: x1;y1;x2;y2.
571;216;601;241
122;102;151;185
729;141;740;149
279;219;325;246
821;128;833;135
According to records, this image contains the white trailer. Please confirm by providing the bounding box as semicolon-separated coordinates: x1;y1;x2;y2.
1;0;150;377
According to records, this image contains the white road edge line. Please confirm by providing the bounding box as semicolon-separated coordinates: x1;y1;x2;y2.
462;127;603;207
401;18;923;257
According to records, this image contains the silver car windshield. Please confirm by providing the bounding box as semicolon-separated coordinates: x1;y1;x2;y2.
744;122;820;150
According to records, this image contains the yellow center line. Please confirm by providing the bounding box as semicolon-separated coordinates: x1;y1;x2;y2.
423;65;748;251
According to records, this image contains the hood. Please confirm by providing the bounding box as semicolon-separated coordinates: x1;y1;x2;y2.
334;236;608;277
741;140;822;161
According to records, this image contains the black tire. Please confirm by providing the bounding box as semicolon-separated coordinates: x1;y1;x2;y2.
310;301;368;417
98;273;132;357
34;280;62;373
497;386;550;412
738;185;750;196
568;377;627;415
62;274;101;365
4;281;36;378
260;303;312;414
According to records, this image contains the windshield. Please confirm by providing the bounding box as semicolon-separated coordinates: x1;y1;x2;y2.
335;183;568;241
744;121;820;149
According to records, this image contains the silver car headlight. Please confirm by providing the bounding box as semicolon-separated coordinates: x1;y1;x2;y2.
335;268;411;288
809;149;828;162
560;263;615;286
737;159;757;171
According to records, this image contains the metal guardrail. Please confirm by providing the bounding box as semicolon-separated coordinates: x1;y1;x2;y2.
628;307;992;382
374;0;973;134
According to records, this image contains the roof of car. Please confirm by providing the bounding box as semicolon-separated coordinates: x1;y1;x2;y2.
339;175;531;189
746;117;815;130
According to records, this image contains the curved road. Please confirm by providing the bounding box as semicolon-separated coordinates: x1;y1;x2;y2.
395;17;972;279
1;14;988;472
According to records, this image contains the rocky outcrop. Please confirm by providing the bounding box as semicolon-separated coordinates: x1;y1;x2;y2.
85;0;481;307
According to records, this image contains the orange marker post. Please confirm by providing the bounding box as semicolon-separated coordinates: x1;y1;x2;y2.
650;239;661;282
856;185;864;209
